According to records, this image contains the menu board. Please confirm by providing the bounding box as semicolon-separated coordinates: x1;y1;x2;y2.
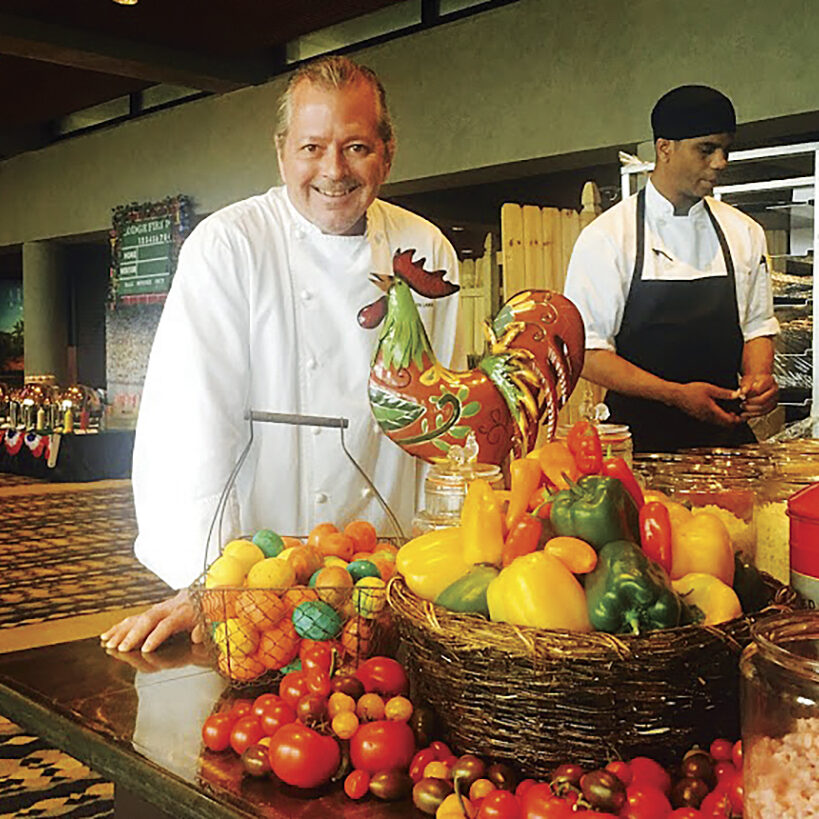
110;196;192;306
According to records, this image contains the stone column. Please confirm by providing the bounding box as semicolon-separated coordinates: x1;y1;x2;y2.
22;241;68;383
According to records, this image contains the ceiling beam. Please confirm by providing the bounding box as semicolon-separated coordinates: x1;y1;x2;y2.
0;12;279;93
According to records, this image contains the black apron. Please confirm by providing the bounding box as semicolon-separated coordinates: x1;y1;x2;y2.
605;187;755;453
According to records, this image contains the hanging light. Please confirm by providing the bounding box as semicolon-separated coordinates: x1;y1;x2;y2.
111;0;138;5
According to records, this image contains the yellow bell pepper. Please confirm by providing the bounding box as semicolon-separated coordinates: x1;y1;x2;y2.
672;572;742;625
461;478;505;566
670;512;734;585
486;550;591;631
396;527;471;602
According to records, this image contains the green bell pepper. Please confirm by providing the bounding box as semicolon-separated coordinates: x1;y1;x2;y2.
549;475;639;551
435;565;499;617
585;540;693;635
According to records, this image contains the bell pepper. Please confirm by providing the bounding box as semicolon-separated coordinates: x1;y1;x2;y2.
396;527;471;602
502;514;543;567
672;572;742;625
435;565;499;616
486;550;591;631
461;478;505;566
639;501;673;573
550;475;639;551
585;540;691;635
543;536;598;574
537;441;580;491
506;457;543;529
566;420;603;475
601;455;644;509
732;553;769;614
670;512;734;586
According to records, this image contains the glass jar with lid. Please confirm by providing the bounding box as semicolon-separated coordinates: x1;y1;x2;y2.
740;611;819;818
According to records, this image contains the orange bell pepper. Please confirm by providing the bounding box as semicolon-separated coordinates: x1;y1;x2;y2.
506;457;543;529
537;441;580;491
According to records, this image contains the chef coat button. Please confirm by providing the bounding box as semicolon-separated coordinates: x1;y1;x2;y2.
315;491;328;504
361;487;373;499
300;289;313;302
306;358;318;370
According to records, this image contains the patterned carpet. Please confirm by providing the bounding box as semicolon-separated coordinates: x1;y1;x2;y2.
0;474;172;816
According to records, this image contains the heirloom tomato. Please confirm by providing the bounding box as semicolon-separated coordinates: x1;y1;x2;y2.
349;719;415;774
267;723;341;789
201;712;236;752
354;656;409;696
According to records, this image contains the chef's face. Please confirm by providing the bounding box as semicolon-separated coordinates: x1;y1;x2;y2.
276;78;393;235
659;132;733;201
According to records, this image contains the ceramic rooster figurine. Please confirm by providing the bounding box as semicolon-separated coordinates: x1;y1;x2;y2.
358;249;585;465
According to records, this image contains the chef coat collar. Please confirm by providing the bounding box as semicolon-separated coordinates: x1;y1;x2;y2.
280;186;385;243
645;178;707;221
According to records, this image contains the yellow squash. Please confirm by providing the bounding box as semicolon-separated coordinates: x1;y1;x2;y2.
396;527;471;602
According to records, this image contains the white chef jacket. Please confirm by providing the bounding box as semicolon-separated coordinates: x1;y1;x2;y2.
132;187;462;589
564;179;779;352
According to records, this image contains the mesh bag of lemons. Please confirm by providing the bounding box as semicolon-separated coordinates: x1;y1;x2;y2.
194;520;398;684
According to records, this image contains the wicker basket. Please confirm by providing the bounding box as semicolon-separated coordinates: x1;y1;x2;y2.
387;573;802;775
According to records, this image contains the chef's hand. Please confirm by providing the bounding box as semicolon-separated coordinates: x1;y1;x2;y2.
738;373;779;418
673;382;742;427
105;636;212;673
100;590;204;653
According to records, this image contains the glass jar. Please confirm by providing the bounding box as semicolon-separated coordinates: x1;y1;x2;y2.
411;461;504;536
740;611;819;818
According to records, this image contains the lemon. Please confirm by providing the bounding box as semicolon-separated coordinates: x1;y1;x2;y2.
206;554;246;588
352;576;386;618
246;557;296;589
277;547;297;563
323;556;348;569
212;617;259;656
222;539;265;574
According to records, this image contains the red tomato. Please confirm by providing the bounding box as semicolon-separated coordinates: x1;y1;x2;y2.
724;771;743;815
515;779;537;799
429;740;452;760
730;740;742;770
409;747;437;782
229;698;254;718
229;715;265;756
477;789;521;818
304;668;331;698
669;810;703;819
344;769;371;799
709;738;734;762
521;783;570;819
621;784;672;818
349;719;416;774
699;785;732;817
201;713;236;752
279;670;310;708
605;759;633;787
354;656;409;697
628;757;671;795
300;641;335;674
268;723;341;789
258;700;296;736
713;760;737;783
251;693;282;719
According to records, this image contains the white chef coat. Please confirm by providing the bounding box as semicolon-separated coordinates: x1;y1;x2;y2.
564;179;779;352
132;187;462;589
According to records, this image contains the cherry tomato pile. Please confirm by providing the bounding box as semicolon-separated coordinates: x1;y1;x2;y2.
406;738;744;818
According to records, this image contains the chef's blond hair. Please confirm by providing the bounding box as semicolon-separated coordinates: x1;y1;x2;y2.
275;55;395;162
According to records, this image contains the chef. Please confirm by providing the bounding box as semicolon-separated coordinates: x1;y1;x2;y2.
102;55;462;652
564;85;779;453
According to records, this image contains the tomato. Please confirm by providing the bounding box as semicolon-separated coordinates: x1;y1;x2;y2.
349;719;416;774
229;698;254;718
699;785;732;817
628;757;671;795
354;656;409;697
344;769;371;799
258;700;296;736
477;789;521;818
515;779;537;799
709;738;734;762
621;784;672;818
267;722;341;789
410;747;437;782
521;783;572;819
724;771;743;815
730;740;742;771
201;712;236;752
251;693;282;719
279;670;310;708
229;715;265;756
605;759;633;787
713;760;737;783
300;640;335;674
668;810;702;819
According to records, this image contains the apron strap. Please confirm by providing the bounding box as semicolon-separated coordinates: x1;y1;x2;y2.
703;199;736;284
626;187;647;302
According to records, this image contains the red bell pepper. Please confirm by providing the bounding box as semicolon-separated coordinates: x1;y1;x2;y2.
502;515;543;567
566;420;603;475
639;501;672;573
601;456;644;509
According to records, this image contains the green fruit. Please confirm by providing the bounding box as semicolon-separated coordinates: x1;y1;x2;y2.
346;559;381;583
252;529;284;558
292;600;343;640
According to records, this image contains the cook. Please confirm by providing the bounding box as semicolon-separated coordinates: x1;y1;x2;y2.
564;85;779;453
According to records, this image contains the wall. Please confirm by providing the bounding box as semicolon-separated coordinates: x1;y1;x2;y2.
1;0;818;246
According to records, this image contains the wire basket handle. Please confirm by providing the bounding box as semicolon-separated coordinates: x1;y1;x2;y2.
203;410;406;574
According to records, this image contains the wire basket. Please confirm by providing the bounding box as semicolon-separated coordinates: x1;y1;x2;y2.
387;572;804;776
189;410;405;687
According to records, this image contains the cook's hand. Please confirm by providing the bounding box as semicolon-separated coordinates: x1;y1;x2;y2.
738;373;779;418
100;589;203;653
673;382;742;427
105;637;211;673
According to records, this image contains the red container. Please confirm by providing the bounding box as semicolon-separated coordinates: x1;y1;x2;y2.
786;483;819;606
